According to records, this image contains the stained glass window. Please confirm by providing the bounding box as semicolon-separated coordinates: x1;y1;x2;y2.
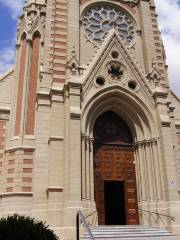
82;5;135;45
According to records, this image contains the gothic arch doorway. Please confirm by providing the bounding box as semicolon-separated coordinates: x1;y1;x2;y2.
93;111;139;225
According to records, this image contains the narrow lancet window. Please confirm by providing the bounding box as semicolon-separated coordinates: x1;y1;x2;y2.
26;32;40;135
15;33;27;136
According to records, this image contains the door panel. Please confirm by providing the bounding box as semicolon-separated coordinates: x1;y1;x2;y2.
94;147;138;225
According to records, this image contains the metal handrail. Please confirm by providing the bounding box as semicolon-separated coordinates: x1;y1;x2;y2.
139;209;175;221
84;210;97;220
76;210;95;240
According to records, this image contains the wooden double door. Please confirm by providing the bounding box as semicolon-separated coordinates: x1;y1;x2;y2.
94;146;138;225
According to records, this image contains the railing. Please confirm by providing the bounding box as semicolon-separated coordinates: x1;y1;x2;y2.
76;210;97;240
139;209;175;222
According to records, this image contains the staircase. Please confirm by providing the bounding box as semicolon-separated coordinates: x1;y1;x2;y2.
82;225;179;240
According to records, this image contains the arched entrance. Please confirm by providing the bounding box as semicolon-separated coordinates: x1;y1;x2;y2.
93;111;139;225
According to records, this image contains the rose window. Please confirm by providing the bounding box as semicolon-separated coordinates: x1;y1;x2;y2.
82;5;135;45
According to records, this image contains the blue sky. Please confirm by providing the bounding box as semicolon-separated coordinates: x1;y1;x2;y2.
0;0;179;97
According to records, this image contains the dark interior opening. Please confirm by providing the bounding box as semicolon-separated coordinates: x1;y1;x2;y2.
104;181;126;225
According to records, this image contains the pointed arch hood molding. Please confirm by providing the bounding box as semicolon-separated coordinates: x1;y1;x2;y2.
81;86;165;216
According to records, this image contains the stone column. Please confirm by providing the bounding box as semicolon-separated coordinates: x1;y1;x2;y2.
62;81;82;238
85;137;90;200
81;135;86;200
145;142;155;201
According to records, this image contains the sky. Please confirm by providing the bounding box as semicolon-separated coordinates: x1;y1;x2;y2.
0;0;179;97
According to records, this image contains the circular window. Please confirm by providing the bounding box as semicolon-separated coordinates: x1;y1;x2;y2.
96;77;105;86
111;51;119;59
128;80;137;90
82;5;135;45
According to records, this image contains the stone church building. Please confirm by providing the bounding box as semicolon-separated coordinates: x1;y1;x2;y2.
0;0;180;238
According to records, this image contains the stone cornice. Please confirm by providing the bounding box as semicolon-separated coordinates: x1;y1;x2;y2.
134;138;158;148
5;146;35;153
47;187;63;192
0;67;14;81
48;136;64;144
119;0;140;5
0;107;10;114
0;192;33;198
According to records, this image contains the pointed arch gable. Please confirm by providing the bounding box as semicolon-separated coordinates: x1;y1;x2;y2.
81;85;158;142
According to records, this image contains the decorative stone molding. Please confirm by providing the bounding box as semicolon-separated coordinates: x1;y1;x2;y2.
70;107;81;119
5;146;35;153
0;192;33;198
17;0;46;43
134;138;158;148
81;29;153;100
147;64;161;88
0;107;10;115
47;187;63;192
37;90;51;106
153;87;168;99
175;121;180;128
24;0;46;7
67;47;80;76
159;114;171;127
48;136;64;144
80;0;139;7
46;187;63;198
120;0;139;5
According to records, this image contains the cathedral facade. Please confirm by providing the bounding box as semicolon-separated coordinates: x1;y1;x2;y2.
0;0;180;238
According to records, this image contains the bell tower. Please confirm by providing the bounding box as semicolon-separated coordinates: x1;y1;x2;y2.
0;0;180;239
0;0;47;226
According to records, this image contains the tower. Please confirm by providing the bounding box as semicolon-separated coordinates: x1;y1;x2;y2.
0;0;180;239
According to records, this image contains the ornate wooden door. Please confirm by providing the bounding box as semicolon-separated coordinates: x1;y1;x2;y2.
94;147;138;225
93;111;138;225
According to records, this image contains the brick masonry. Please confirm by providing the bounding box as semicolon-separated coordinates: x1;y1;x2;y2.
0;120;7;193
51;0;68;83
2;149;34;193
26;34;40;135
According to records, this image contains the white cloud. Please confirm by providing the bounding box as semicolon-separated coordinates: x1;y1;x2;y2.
0;0;24;75
0;0;24;19
0;46;15;75
155;0;180;97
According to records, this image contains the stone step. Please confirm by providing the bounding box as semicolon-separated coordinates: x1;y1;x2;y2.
81;225;179;240
83;234;174;238
89;229;170;233
84;232;173;236
94;225;152;228
82;237;178;240
92;226;167;230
